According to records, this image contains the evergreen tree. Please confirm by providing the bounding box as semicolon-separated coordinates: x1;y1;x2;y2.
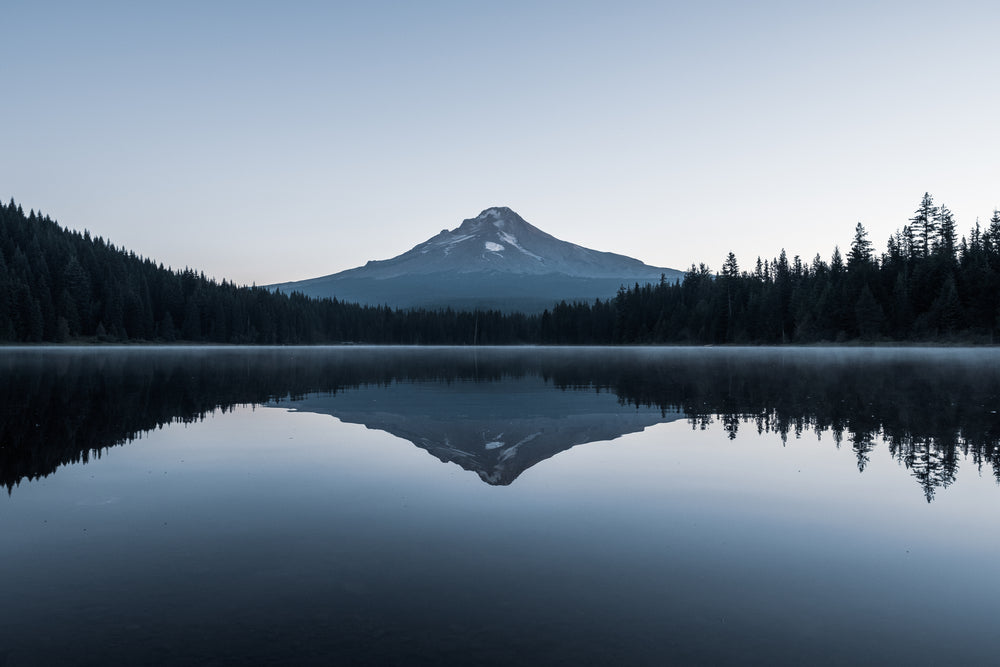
847;222;874;268
830;246;844;274
985;210;1000;265
910;192;937;258
933;204;957;259
901;225;916;260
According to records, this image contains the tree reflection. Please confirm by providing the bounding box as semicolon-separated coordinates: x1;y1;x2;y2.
1;347;998;500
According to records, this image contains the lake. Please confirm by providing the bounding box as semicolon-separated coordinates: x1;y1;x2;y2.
2;346;999;666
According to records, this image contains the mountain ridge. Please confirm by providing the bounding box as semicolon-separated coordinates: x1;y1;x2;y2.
272;207;682;312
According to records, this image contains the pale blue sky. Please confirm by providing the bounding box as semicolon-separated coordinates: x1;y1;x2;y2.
3;1;999;285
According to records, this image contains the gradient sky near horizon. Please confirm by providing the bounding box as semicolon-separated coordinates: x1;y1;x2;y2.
4;1;1000;286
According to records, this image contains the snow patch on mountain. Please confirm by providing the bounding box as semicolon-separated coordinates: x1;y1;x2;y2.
484;242;504;252
498;231;543;261
425;232;476;256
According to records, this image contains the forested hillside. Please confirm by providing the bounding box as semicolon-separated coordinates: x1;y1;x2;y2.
565;193;1000;344
0;200;533;344
1;195;998;345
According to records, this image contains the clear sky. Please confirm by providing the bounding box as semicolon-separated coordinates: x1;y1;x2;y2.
4;1;999;285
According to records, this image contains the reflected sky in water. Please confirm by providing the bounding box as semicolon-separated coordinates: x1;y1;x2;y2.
1;347;999;665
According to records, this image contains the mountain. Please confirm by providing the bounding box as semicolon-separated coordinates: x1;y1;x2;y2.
271;207;682;312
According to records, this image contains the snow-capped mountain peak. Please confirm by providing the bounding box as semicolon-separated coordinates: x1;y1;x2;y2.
411;207;550;267
271;206;682;312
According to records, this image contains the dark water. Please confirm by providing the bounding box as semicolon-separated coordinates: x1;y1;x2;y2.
1;346;999;666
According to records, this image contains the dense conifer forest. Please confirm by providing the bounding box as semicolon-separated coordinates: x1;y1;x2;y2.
1;194;998;344
543;193;1000;344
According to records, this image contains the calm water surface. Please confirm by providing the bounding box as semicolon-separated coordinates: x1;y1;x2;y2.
1;346;999;666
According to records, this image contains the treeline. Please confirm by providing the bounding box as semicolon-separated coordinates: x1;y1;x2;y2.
2;194;999;345
0;199;535;344
543;192;1000;343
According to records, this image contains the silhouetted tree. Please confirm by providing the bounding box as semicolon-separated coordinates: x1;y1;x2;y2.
910;192;937;258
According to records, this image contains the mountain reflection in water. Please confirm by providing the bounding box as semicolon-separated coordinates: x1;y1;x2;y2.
286;379;683;485
2;346;998;500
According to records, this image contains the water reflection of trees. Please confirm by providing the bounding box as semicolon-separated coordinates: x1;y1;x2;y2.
571;351;1000;502
2;348;997;500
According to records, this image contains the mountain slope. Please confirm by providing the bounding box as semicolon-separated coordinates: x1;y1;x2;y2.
272;207;682;312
